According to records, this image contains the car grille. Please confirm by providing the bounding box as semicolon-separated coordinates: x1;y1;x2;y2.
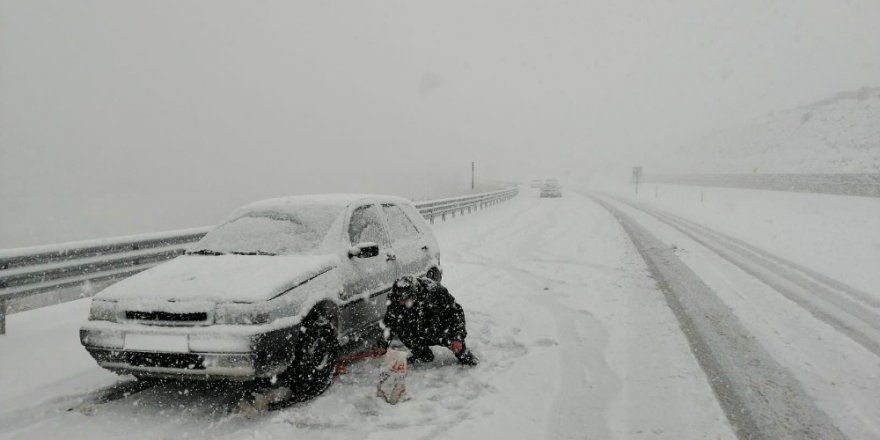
125;311;208;323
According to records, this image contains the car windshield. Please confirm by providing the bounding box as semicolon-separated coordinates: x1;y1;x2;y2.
192;205;343;255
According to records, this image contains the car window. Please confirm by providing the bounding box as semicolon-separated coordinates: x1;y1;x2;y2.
382;204;420;241
348;205;390;247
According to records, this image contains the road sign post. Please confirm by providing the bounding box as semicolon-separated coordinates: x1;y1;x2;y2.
632;167;643;194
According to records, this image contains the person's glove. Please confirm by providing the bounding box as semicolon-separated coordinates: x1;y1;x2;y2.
449;340;463;355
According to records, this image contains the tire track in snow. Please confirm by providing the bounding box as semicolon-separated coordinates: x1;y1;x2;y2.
529;289;616;440
488;254;618;440
447;195;620;439
591;195;846;440
607;195;880;359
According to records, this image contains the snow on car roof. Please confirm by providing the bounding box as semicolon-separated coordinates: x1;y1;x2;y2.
235;194;412;214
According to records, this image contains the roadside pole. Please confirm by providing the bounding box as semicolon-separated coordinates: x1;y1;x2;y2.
632;166;643;195
471;162;475;191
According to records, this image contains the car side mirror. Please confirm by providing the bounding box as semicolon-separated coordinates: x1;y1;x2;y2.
348;242;380;259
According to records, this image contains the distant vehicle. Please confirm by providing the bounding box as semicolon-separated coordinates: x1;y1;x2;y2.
540;181;562;198
530;179;543;188
80;195;442;398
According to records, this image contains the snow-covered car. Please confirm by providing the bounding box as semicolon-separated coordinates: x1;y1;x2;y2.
80;195;442;397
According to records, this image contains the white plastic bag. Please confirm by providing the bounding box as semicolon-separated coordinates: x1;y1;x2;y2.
377;345;408;405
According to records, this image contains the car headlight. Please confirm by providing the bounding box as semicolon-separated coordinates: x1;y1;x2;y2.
88;300;119;322
215;303;272;325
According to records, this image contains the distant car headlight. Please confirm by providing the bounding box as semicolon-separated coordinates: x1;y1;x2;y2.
88;300;119;322
215;303;272;325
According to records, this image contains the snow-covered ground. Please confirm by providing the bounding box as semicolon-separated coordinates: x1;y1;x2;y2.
593;182;880;297
0;190;734;440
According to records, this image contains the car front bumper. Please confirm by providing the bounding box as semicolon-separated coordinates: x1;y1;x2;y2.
80;321;297;380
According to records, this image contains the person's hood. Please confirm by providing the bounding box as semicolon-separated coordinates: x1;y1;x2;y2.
95;254;338;303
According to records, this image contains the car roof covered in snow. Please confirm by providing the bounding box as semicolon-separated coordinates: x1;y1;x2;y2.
206;194;418;253
233;194;413;215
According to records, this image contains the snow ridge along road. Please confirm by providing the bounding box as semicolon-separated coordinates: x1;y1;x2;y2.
590;194;846;440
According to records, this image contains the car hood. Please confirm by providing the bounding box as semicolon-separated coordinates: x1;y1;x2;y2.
96;254;339;303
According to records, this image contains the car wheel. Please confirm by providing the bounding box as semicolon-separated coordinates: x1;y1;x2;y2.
281;307;339;400
427;267;442;283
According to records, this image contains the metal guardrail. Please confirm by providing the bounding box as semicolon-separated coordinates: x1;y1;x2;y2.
0;187;519;334
648;173;880;198
416;187;519;223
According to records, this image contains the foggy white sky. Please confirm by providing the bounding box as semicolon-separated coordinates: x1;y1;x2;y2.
2;0;879;246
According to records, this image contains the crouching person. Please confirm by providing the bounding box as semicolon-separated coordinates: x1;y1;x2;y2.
381;275;479;366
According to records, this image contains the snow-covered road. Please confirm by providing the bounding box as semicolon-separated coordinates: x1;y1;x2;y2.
0;191;735;440
595;192;880;440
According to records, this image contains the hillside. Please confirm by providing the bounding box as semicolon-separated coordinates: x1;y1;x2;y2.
660;87;880;174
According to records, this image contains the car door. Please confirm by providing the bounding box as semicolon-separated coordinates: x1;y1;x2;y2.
381;203;432;278
338;203;400;336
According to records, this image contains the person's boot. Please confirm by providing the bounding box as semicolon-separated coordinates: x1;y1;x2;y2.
456;349;479;366
407;346;434;364
450;341;479;366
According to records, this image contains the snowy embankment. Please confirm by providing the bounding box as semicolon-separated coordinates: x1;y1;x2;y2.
0;190;734;440
657;87;880;174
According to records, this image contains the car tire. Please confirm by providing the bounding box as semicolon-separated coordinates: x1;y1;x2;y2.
281;307;339;401
427;267;442;283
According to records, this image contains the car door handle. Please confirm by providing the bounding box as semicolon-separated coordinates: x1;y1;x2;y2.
386;254;397;261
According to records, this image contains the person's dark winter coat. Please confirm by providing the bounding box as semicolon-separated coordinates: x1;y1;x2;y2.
381;276;478;366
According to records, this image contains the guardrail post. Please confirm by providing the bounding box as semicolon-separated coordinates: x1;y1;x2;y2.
442;213;446;222
0;299;6;335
